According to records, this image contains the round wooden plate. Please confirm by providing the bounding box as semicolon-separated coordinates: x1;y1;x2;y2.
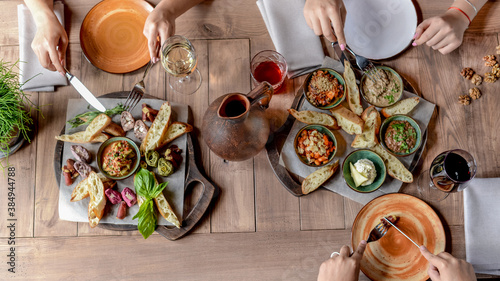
351;194;445;281
80;0;153;73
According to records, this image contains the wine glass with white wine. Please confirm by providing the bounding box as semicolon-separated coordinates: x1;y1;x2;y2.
161;35;202;95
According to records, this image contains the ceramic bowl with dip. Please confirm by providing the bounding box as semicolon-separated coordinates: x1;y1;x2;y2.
294;124;337;167
97;137;140;180
303;68;346;110
360;66;403;108
342;149;386;193
379;115;422;157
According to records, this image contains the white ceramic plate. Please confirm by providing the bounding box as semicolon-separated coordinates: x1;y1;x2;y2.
344;0;417;60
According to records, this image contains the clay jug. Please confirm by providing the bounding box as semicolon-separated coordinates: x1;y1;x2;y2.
201;82;274;161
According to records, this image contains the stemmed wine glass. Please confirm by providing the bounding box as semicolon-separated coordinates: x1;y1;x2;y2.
417;149;477;202
160;35;202;95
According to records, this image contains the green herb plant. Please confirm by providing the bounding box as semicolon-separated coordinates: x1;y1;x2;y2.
0;60;39;169
133;167;168;239
66;104;125;128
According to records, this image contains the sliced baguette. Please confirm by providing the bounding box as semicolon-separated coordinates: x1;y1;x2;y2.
330;105;364;135
78;172;107;228
150;172;181;228
301;160;339;194
287;109;340;129
103;122;125;137
352;106;381;149
343;60;363;116
70;176;90;202
371;144;413;183
140;102;172;153
381;97;420;118
159;122;194;148
56;131;109;143
84;114;112;142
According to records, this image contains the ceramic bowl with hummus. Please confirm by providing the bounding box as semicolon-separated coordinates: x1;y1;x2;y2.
379;115;422;157
303;68;346;110
342;149;386;193
360;66;403;108
97;137;141;180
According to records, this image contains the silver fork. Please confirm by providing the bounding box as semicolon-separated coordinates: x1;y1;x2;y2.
343;45;382;82
366;221;389;243
123;61;154;111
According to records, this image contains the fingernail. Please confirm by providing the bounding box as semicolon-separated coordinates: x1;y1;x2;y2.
340;44;345;51
412;42;417;47
361;240;367;245
412;33;418;39
420;245;426;251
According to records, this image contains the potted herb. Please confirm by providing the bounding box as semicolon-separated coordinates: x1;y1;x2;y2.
0;60;39;168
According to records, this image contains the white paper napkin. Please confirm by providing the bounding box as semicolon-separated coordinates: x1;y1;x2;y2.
464;178;500;275
256;0;325;78
18;2;68;92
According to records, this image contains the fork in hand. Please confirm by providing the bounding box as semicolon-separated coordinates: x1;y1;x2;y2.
366;221;389;243
123;61;154;111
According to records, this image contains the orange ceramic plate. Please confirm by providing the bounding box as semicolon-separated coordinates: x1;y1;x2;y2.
351;194;445;281
80;0;153;73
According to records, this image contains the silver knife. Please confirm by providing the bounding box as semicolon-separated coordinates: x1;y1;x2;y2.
383;217;420;248
64;68;106;112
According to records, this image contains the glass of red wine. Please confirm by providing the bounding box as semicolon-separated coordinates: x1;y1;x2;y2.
417;149;477;202
251;50;288;92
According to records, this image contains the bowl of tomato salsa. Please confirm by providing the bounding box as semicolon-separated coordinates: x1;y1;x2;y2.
97;137;140;180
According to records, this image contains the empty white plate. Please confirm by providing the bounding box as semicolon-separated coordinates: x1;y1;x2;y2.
344;0;417;60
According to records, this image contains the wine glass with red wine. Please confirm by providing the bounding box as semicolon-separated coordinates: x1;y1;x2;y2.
417;149;477;202
251;50;288;91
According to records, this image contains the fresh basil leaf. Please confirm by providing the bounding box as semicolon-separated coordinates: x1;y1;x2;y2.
135;200;157;239
151;182;169;198
134;168;155;198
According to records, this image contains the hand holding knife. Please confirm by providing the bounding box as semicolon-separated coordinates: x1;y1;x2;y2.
64;67;106;112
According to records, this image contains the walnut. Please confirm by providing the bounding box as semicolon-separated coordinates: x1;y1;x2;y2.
496;45;500;55
460;67;475;79
492;64;500;78
458;95;471;105
485;72;498;83
483;55;497;67
468;88;481;100
471;74;482;85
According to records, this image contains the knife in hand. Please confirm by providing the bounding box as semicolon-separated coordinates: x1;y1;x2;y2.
383;217;420;248
64;68;106;112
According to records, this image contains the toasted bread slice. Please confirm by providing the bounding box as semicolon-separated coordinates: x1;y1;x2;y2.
343;60;363;116
154;192;181;228
381;97;420;118
56;131;109;143
288;109;340;129
140;102;172;153
70;176;90;202
371;144;413;183
352;106;381;149
103;122;125;137
159;122;194;148
84;114;112;142
330;105;364;135
301;160;339;194
86;172;107;228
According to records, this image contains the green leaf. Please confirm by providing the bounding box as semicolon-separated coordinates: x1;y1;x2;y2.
151;182;168;198
134;168;155;199
134;199;157;239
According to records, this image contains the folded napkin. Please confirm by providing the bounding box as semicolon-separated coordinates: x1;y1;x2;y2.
18;2;68;92
256;0;325;78
464;178;500;275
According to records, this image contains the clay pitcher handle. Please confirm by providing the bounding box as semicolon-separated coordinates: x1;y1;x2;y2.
246;82;273;108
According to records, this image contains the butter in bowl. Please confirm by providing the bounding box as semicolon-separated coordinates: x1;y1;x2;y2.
342;149;386;193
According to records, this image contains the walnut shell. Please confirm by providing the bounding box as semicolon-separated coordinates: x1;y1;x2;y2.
460;67;475;80
468;88;481;100
458;95;471;105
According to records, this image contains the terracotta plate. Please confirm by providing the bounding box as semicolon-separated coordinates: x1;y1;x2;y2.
80;0;153;73
352;194;445;281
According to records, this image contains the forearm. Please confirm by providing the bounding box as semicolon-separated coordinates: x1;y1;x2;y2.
449;0;488;22
155;0;205;19
24;0;57;26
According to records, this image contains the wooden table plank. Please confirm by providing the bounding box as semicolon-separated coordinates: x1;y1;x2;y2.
208;39;256;233
0;226;468;280
0;46;37;238
33;44;82;237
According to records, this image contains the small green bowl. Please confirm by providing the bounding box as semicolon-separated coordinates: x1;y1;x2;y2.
360;65;403;108
342;149;386;193
97;137;141;180
379;115;422;157
303;68;347;110
294;124;337;167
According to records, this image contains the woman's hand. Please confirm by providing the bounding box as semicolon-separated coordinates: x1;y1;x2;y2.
143;3;176;63
303;0;346;49
31;12;68;75
413;9;469;55
317;240;367;281
420;246;477;281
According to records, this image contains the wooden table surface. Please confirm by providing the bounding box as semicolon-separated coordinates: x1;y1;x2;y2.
1;0;499;279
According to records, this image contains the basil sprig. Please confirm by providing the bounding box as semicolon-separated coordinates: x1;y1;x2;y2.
133;168;168;239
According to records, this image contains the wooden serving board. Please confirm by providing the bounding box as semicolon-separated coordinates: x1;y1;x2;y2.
266;69;428;197
54;92;219;240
